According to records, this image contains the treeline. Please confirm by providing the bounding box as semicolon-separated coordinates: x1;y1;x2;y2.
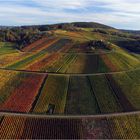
88;40;111;50
0;27;51;50
0;23;77;50
93;29;140;40
115;40;140;53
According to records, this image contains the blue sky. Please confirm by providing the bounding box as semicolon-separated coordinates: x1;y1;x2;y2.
0;0;140;29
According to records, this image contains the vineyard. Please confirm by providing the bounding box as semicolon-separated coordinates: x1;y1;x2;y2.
0;113;140;139
0;70;139;115
0;24;140;139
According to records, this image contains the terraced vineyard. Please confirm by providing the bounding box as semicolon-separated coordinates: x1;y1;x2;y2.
0;113;140;139
0;23;140;139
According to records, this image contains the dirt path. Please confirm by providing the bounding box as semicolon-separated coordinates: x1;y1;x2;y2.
0;110;140;119
0;67;140;77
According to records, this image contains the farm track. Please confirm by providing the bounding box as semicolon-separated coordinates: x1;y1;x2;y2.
20;50;115;55
0;110;140;119
0;67;140;76
59;50;115;55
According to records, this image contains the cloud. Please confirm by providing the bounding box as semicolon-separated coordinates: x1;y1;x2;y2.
98;0;140;13
0;0;139;29
32;0;89;9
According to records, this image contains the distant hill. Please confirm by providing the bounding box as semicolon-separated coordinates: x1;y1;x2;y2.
72;22;113;29
121;30;140;35
0;26;13;29
0;22;114;30
24;22;114;30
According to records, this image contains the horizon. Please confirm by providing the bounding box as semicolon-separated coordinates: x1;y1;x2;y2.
0;22;140;31
0;0;140;30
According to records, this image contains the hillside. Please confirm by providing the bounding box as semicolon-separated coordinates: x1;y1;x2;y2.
0;22;140;139
0;22;140;53
121;29;140;35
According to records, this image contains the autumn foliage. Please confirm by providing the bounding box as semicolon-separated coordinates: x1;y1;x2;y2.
0;74;46;112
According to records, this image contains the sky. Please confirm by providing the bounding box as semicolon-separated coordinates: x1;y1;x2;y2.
0;0;140;30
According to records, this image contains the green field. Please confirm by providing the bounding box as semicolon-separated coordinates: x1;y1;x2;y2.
0;42;18;55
